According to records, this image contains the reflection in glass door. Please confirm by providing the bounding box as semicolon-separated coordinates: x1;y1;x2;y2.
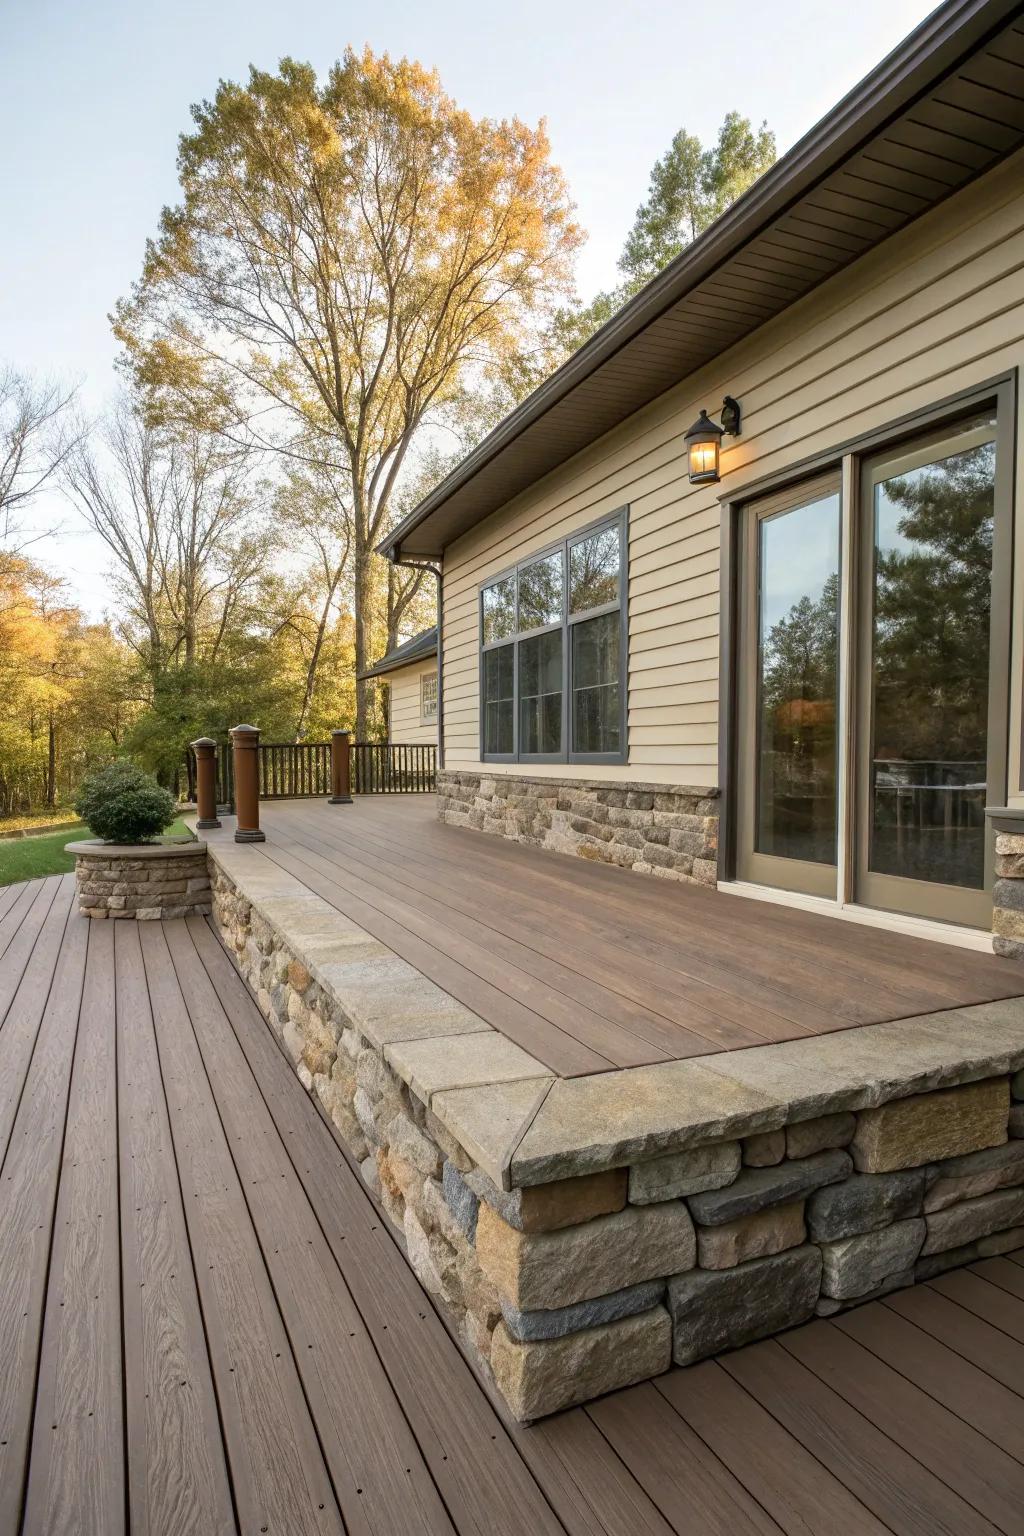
737;476;841;896
856;416;998;926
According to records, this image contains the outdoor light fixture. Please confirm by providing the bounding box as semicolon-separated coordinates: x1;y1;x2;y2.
685;396;742;485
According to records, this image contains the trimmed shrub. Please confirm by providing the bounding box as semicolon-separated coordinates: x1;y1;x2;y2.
74;761;177;845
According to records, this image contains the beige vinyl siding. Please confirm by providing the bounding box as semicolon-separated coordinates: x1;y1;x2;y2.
387;661;438;745
441;146;1024;790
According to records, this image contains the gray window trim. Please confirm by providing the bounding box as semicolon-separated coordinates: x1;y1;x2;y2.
479;507;629;765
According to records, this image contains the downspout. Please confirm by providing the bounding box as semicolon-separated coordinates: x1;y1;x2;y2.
385;549;444;771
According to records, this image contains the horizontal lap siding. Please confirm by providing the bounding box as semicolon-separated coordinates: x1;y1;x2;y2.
441;149;1024;787
387;663;438;746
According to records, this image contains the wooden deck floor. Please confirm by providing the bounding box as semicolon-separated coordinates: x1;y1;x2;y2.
3;872;1023;1535
250;797;1024;1077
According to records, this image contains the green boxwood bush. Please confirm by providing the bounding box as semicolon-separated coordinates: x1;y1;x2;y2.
74;761;177;845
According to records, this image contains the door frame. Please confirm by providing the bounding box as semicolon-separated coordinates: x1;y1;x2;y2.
719;371;1016;930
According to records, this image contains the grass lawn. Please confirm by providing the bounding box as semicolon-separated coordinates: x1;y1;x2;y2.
0;819;193;887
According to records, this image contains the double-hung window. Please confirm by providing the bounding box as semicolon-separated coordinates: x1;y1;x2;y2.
420;670;438;723
479;509;627;764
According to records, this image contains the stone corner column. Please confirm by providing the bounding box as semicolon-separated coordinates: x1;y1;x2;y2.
190;736;222;830
993;828;1024;958
329;728;353;805
229;724;266;843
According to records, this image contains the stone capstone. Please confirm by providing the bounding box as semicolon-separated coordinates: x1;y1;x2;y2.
806;1168;927;1242
851;1079;1009;1172
785;1112;856;1160
628;1143;740;1204
669;1246;822;1366
499;1279;665;1342
922;1187;1024;1255
819;1219;926;1299
695;1201;806;1269
475;1199;696;1310
687;1149;852;1225
489;1306;672;1420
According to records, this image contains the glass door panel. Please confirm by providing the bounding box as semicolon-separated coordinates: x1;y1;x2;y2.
737;476;841;896
856;415;997;926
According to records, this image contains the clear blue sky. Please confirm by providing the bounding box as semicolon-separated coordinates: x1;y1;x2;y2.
2;0;936;614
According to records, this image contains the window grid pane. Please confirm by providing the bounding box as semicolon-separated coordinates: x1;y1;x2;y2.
480;517;624;762
572;611;621;756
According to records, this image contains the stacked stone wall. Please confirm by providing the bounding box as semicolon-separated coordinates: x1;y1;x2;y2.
436;770;719;886
213;862;1024;1421
74;845;211;919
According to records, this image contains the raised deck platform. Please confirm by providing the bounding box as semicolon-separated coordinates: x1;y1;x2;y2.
2;872;1023;1532
197;798;1024;1419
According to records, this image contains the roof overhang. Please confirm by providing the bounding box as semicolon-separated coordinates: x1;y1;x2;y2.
358;628;438;681
380;0;1024;561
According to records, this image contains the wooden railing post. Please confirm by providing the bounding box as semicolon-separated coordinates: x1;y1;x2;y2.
230;724;266;842
190;737;221;830
329;729;353;804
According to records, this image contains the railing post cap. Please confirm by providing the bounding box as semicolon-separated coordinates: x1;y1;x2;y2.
190;736;218;748
331;728;351;738
229;723;260;737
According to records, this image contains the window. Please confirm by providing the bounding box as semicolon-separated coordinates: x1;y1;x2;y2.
479;510;626;763
420;670;438;723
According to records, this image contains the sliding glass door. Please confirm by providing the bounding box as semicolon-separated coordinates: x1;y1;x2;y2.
855;414;999;927
735;393;1009;928
736;475;842;897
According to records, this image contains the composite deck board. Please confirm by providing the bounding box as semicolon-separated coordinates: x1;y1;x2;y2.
296;811;848;1041
274;810;809;1052
833;1302;1024;1463
368;797;1024;996
160;919;456;1536
0;877;61;1023
882;1285;1024;1395
0;877;47;965
718;1336;1001;1536
779;1318;1023;1532
184;914;572;1536
22;920;124;1536
652;1361;890;1534
299;797;1016;1014
0;878;75;1164
114;922;236;1536
251;799;1024;1076
2;885;1023;1535
254;839;613;1075
0;882;87;1536
925;1268;1024;1342
139;920;346;1535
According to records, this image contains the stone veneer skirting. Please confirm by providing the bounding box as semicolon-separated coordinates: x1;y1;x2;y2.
436;769;719;885
70;839;212;919
207;836;1024;1421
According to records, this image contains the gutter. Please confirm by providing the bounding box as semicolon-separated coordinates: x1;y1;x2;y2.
381;551;445;771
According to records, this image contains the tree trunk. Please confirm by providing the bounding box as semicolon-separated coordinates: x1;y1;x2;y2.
352;541;377;744
46;711;57;808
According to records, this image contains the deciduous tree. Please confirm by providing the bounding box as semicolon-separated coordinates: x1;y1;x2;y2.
114;48;582;738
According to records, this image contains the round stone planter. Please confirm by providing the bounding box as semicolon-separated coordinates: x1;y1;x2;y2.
68;839;211;920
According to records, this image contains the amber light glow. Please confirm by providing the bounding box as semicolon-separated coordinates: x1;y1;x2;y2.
688;437;719;481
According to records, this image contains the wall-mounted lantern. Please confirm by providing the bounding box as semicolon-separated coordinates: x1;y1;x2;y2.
684;396;742;485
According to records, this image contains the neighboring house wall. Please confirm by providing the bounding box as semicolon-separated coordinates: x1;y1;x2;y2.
441;149;1024;796
387;660;438;744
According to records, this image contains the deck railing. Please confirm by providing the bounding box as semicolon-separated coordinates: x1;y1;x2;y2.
352;742;436;794
184;739;436;806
